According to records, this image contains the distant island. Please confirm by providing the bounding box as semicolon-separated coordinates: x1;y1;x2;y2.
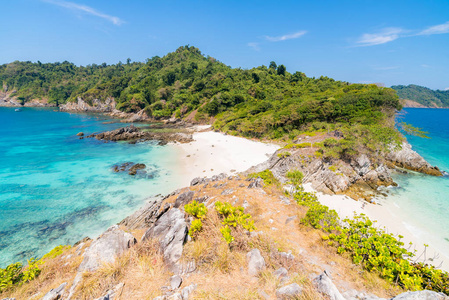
392;84;449;108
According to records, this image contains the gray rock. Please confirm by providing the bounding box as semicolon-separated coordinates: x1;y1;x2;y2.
142;208;188;271
285;216;297;224
313;271;345;300
273;267;289;280
221;189;234;195
248;178;263;188
390;290;449;300
78;225;136;272
246;248;265;276
170;275;183;289
386;142;442;176
279;251;295;261
211;173;227;182
342;289;386;300
242;199;250;208
174;191;195;208
181;283;197;300
190;177;206;186
119;195;166;229
275;283;302;299
40;282;67;300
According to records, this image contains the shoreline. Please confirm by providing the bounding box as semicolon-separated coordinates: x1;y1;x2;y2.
303;183;449;272
172;129;280;186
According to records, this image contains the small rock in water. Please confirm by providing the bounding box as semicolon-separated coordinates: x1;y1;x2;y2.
76;132;84;136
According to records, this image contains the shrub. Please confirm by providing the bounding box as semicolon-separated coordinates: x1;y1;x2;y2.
215;201;255;244
189;219;203;238
248;169;279;186
184;200;208;219
286;170;304;187
277;151;291;158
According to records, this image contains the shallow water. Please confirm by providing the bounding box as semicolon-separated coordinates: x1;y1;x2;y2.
0;107;182;267
386;108;449;258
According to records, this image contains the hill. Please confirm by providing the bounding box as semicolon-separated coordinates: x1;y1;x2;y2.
391;84;449;108
1;46;401;141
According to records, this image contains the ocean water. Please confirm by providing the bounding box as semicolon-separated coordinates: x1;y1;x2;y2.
0;107;182;267
387;108;449;257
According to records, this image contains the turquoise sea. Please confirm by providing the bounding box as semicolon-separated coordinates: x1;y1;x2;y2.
388;108;449;258
0;107;182;267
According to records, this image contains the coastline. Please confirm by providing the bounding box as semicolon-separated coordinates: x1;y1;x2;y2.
172;129;280;186
303;183;449;272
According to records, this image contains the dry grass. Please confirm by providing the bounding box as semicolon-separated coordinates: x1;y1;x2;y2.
1;176;406;299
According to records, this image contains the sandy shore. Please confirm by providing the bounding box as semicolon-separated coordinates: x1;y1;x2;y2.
303;183;449;271
173;128;280;187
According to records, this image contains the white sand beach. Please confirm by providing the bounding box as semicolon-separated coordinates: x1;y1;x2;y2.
174;128;280;186
303;183;449;272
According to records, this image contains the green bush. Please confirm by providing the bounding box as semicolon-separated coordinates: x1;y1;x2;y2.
185;200;208;219
248;169;279;187
286;170;304;187
0;258;41;293
215;201;256;244
189;219;203;238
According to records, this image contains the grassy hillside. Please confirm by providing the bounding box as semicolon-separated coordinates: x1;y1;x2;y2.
392;84;449;108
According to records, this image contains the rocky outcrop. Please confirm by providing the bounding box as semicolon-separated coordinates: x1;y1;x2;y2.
88;125;193;144
40;282;67;300
78;225;137;272
119;195;169;229
59;97;116;112
386;142;442;176
141;208;188;272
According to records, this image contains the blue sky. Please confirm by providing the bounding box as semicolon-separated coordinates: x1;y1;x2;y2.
1;0;449;89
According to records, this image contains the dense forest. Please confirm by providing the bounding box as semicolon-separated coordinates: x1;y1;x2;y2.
392;84;449;107
1;46;401;144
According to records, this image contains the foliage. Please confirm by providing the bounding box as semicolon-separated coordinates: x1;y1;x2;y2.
293;189;339;232
189;219;203;238
248;169;279;186
215;201;255;244
392;84;449;108
214;201;255;232
220;225;235;244
277;151;291;158
286;169;304;186
398;122;430;139
41;245;70;261
1;46;401;146
0;259;41;293
292;184;449;294
185;200;208;238
325;214;449;293
184;200;208;220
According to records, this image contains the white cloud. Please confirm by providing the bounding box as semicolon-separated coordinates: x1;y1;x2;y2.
444;87;449;91
265;30;307;42
421;64;431;68
418;21;449;35
356;28;403;46
43;0;124;25
247;42;260;51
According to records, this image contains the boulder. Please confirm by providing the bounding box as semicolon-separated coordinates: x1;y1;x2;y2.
174;191;195;208
94;282;124;300
76;132;84;136
141;208;188;271
246;249;265;276
128;163;146;175
390;290;449;300
78;225;137;272
313;271;345;300
40;282;67;300
275;283;302;299
170;275;183;289
273;267;289;280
